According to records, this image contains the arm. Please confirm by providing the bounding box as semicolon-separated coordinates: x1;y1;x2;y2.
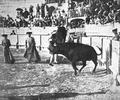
25;39;27;49
8;39;11;47
31;37;36;47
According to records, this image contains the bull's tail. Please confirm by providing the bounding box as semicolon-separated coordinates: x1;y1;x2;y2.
96;46;102;55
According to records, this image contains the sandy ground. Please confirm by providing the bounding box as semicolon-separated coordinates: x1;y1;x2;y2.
0;47;120;100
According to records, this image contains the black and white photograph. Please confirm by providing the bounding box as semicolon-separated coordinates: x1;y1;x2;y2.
0;0;120;100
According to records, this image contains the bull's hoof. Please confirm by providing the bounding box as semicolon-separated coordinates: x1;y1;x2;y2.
76;68;79;70
79;70;82;73
92;70;96;73
74;71;77;76
49;63;54;66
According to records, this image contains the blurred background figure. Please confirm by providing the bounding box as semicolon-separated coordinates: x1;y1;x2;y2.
36;4;41;18
112;28;119;41
10;30;16;35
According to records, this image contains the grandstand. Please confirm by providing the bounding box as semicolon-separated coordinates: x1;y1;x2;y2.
0;0;69;19
0;0;45;19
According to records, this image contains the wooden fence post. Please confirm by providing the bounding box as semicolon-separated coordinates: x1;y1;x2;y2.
118;41;120;75
39;35;42;50
16;34;19;51
78;33;82;43
110;40;112;66
101;38;103;59
90;37;92;46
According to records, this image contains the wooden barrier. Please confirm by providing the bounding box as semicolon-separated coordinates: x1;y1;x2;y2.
0;34;50;51
102;39;111;74
82;37;91;45
111;41;120;75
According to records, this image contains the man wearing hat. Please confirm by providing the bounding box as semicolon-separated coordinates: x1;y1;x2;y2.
2;34;15;64
24;32;41;63
112;28;119;41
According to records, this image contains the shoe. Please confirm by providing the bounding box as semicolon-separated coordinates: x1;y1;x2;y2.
53;62;60;64
49;63;54;66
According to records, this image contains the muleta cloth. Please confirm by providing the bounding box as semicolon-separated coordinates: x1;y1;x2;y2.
112;28;117;32
26;32;32;34
2;34;8;37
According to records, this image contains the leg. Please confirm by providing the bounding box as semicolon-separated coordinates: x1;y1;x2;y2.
79;61;86;73
49;54;54;66
53;54;58;63
72;61;78;76
92;60;98;73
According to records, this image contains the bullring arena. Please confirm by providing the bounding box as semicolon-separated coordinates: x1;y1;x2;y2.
1;0;120;100
0;24;120;100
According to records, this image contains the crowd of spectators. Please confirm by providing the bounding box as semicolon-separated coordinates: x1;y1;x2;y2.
68;0;120;25
1;2;68;28
1;0;120;28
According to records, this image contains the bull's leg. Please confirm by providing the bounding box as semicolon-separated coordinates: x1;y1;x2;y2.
79;61;86;73
72;62;78;76
92;60;98;73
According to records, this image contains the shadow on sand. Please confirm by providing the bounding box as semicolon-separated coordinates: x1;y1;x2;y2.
0;84;50;90
94;69;107;77
1;91;107;100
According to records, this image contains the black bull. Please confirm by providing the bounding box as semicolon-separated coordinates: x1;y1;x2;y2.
51;43;102;75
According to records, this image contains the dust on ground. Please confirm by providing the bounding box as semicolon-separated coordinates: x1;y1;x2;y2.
0;47;120;100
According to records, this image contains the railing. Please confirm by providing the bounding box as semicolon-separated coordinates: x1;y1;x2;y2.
0;34;50;50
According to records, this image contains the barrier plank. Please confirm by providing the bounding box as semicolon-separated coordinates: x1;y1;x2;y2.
109;41;120;82
102;39;111;63
91;37;102;47
82;37;91;45
102;39;111;74
8;35;17;45
41;35;50;49
18;35;27;46
111;41;120;68
17;28;30;34
0;36;3;45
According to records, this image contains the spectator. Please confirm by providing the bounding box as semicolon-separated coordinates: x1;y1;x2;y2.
28;13;34;26
29;5;34;15
112;28;119;41
10;30;16;35
44;3;49;17
23;8;29;19
86;15;90;24
36;4;41;18
44;13;52;26
6;15;15;27
61;10;66;19
41;3;45;18
67;32;75;43
57;11;62;25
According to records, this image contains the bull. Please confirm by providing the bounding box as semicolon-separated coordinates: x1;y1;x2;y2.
51;43;102;75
